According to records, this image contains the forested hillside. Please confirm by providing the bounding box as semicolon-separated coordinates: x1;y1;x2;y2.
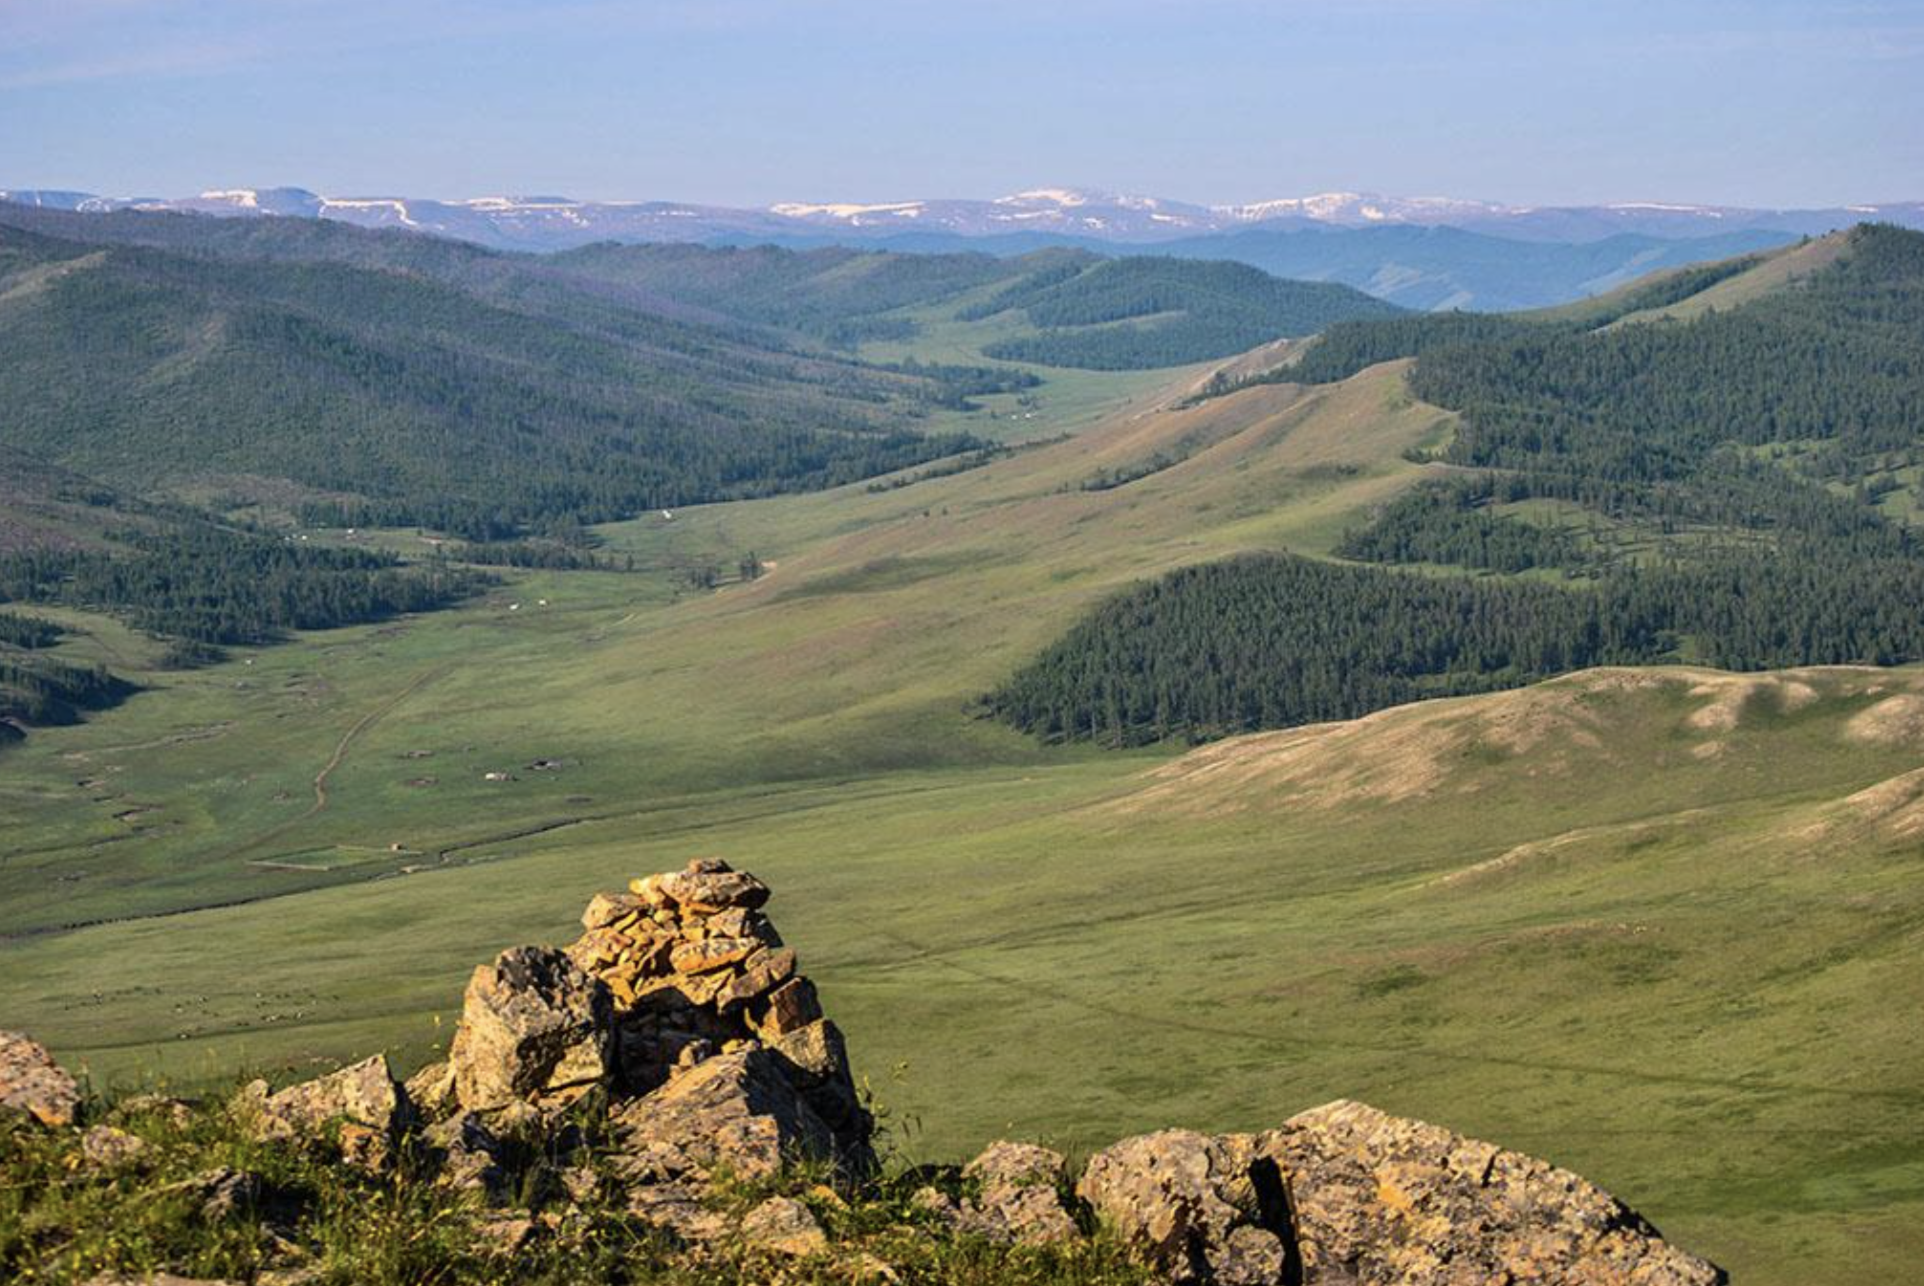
549;241;1021;345
0;213;986;540
974;257;1406;368
0;527;489;654
0;611;129;738
552;240;1403;369
997;226;1924;745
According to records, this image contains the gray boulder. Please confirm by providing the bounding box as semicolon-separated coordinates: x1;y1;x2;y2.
448;945;612;1118
768;1018;874;1173
609;1045;836;1187
918;1140;1078;1247
246;1054;408;1169
741;1194;830;1257
423;1110;508;1199
1079;1129;1289;1285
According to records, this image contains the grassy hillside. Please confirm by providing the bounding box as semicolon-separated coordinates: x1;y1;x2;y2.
0;360;1439;930
1005;226;1924;745
3;647;1920;1286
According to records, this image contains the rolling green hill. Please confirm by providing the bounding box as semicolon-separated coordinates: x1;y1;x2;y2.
549;240;1023;345
0;215;985;540
973;256;1407;368
551;241;1405;369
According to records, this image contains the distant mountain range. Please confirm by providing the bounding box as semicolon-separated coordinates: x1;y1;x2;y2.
5;185;1919;247
6;185;1920;311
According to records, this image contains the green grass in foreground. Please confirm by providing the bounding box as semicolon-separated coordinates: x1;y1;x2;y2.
1;1095;1152;1284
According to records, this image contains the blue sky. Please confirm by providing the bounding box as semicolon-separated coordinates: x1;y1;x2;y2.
1;0;1918;207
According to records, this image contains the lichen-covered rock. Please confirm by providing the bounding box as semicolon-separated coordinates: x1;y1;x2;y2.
609;1046;837;1186
626;1180;732;1244
248;1055;408;1169
1257;1099;1726;1285
655;861;770;912
0;1029;80;1127
1078;1128;1289;1285
109;1094;194;1131
581;890;648;932
716;947;798;1012
474;1213;537;1258
965;1141;1078;1246
566;858;875;1185
448;945;612;1117
194;1166;263;1221
754;975;824;1038
79;1124;148;1170
403;1059;458;1121
741;1194;829;1257
669;936;763;974
917;1141;1078;1247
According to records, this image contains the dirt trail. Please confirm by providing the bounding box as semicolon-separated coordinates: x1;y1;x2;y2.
209;664;448;865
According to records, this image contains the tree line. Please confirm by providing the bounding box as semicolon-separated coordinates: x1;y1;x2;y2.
990;549;1924;747
0;527;488;654
996;226;1924;745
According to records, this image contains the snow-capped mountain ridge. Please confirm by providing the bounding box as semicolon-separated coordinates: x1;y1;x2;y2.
4;184;1920;252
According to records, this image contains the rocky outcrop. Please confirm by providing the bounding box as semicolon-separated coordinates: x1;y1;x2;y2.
563;860;872;1178
447;945;612;1120
741;1195;830;1257
423;1110;509;1198
0;1029;81;1127
1079;1104;1725;1285
918;1141;1079;1247
243;1054;409;1169
1079;1129;1290;1285
79;1124;148;1170
416;858;871;1238
1257;1099;1725;1286
609;1045;837;1186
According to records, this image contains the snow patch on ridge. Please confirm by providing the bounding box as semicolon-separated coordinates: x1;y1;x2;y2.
318;198;419;227
771;201;926;219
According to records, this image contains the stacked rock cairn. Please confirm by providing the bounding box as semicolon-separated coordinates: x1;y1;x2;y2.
569;858;830;1091
396;857;871;1243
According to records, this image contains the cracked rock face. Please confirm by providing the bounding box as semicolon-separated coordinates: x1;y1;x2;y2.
1081;1104;1726;1285
246;1054;408;1169
919;1140;1079;1247
1260;1099;1726;1286
609;1045;838;1186
741;1195;829;1257
448;945;613;1118
1078;1129;1289;1285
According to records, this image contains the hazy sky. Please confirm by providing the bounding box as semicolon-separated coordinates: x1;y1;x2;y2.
2;0;1919;207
